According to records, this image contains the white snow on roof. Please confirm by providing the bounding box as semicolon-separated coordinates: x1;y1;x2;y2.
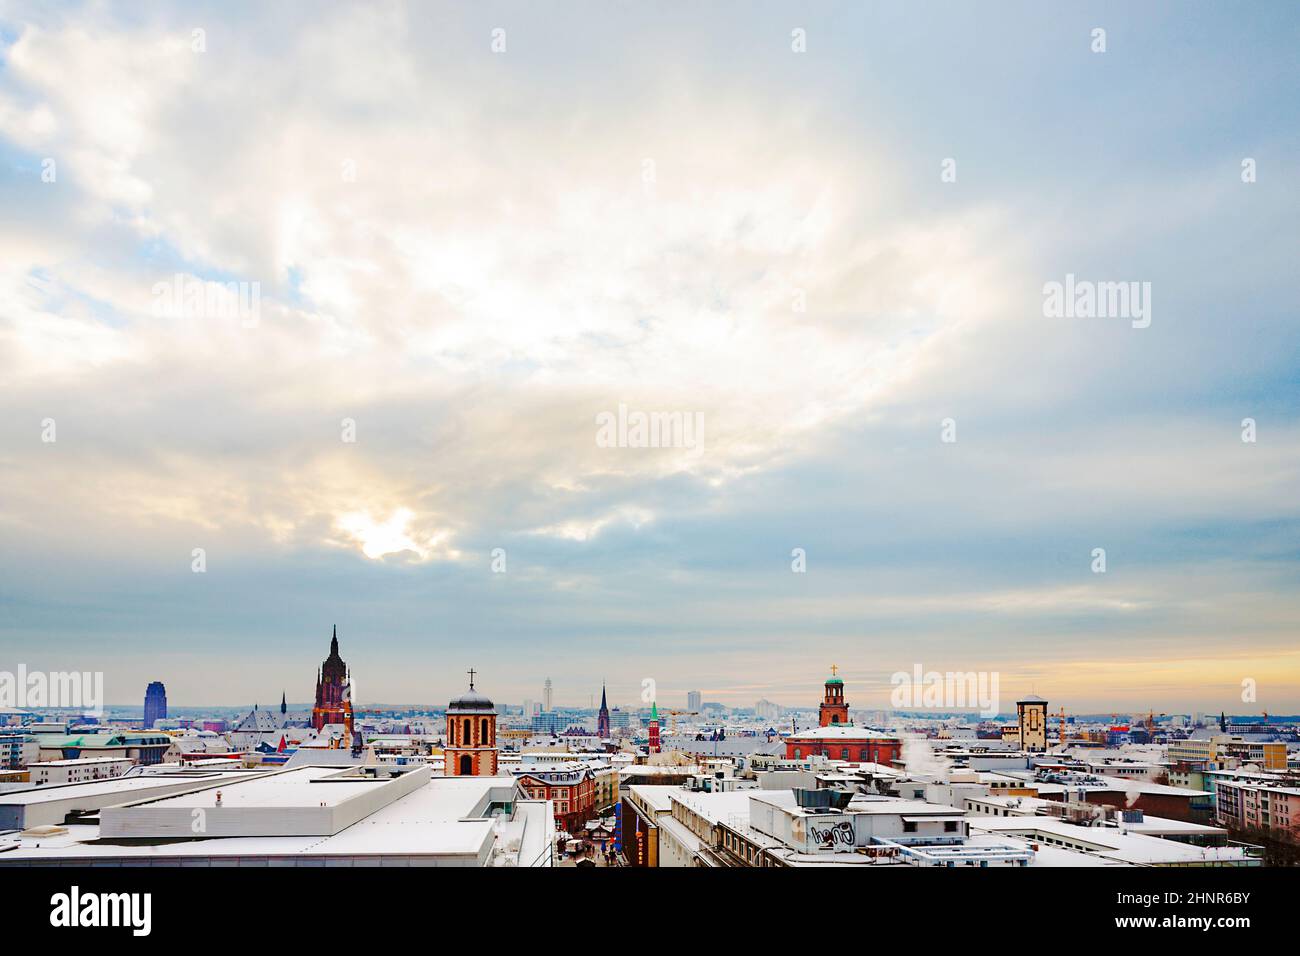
784;726;898;741
968;817;1253;865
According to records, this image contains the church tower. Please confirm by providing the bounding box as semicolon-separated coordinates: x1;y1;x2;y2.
597;684;611;738
819;665;850;726
647;701;661;753
312;625;349;731
445;669;497;776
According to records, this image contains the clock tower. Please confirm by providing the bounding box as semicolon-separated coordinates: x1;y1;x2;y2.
1017;694;1048;752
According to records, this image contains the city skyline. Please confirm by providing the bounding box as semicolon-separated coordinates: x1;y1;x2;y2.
2;3;1298;713
33;646;1300;718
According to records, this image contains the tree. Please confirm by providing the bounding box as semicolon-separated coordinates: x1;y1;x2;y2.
1228;821;1300;867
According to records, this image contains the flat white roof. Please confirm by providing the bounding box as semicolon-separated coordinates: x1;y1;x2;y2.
0;775;537;864
1122;816;1226;835
669;789;755;825
968;817;1251;865
785;726;897;741
0;770;253;806
846;798;965;816
133;766;385;810
626;784;680;812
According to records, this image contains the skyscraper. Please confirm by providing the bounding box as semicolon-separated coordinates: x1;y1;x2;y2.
143;681;167;729
687;690;702;712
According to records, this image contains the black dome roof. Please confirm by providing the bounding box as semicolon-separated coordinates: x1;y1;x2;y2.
448;685;495;713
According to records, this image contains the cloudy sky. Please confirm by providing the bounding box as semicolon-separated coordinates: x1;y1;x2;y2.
0;1;1296;714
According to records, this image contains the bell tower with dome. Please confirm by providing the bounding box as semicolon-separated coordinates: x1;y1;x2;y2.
819;664;850;726
445;669;498;776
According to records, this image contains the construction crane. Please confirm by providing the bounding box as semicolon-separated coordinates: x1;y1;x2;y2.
666;710;698;735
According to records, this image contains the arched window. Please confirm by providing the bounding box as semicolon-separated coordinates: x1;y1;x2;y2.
463;718;471;743
481;718;490;743
459;754;473;775
793;748;802;759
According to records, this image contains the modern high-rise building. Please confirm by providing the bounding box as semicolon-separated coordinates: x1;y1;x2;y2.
530;712;566;734
142;681;167;729
687;690;702;712
543;678;553;712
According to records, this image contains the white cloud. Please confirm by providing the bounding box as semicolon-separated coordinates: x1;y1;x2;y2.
0;4;1019;563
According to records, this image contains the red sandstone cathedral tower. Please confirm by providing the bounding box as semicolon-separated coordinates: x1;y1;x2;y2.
445;669;498;776
818;665;850;726
597;683;611;738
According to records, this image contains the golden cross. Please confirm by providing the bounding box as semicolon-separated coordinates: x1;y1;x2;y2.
830;664;838;677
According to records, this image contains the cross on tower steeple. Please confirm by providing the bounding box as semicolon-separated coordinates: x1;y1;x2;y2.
467;668;477;689
820;664;850;726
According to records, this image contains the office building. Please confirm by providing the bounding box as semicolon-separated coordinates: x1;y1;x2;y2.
142;681;167;729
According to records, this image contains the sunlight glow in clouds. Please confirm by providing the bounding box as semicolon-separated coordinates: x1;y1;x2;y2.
336;508;433;561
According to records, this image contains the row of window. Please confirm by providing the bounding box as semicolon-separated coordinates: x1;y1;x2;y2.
790;747;883;761
720;828;777;867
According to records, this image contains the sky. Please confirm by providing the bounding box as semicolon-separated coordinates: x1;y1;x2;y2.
0;1;1297;715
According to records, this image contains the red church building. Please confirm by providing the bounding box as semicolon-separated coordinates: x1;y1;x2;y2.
784;667;902;765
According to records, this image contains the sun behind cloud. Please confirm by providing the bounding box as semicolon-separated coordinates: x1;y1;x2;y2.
335;507;435;561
